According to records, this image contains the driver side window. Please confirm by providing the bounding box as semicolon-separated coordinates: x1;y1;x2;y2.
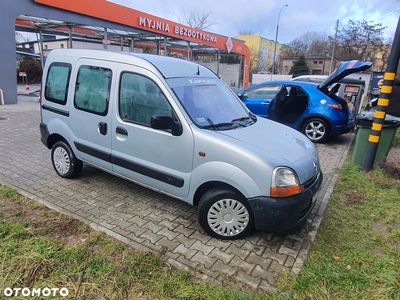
119;72;172;125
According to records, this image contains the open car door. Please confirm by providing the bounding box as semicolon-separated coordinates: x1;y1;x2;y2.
267;85;288;121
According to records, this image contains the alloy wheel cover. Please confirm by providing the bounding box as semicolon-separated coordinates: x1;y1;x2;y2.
305;121;325;141
207;198;249;237
53;147;70;175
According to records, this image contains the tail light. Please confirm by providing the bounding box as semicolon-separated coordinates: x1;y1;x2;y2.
328;104;342;109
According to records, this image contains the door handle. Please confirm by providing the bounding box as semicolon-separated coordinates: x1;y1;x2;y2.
98;122;107;135
261;102;270;105
116;126;128;136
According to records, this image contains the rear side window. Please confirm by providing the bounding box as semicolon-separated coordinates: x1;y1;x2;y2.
74;65;112;116
119;72;172;125
45;62;71;105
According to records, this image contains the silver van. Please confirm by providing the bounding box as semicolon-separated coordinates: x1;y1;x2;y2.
40;49;323;240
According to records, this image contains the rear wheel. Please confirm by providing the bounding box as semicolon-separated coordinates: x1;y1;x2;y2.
51;141;83;178
302;118;330;143
198;188;254;240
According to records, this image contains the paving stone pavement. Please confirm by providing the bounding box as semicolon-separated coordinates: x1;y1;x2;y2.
0;95;354;292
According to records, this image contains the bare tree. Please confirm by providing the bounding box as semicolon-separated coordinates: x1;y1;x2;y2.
284;19;390;72
15;32;30;43
332;20;387;64
238;30;255;35
176;8;217;30
285;32;330;56
248;45;261;75
375;38;392;72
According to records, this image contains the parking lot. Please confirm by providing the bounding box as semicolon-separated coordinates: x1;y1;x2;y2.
0;87;354;291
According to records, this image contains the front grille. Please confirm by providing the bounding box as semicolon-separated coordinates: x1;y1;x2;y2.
303;169;320;189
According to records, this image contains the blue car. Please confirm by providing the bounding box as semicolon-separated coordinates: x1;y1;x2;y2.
236;61;372;143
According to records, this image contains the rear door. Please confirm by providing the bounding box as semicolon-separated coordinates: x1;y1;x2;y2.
267;85;288;121
69;59;116;171
110;64;194;199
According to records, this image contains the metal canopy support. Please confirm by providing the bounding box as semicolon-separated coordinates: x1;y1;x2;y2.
68;27;73;48
103;27;108;50
216;50;220;75
36;29;45;69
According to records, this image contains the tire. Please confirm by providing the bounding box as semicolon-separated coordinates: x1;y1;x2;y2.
302;118;330;143
198;188;254;240
51;141;83;178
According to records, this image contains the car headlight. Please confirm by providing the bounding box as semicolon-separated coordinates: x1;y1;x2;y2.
270;167;304;198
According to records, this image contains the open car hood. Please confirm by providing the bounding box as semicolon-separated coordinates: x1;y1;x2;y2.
318;60;372;91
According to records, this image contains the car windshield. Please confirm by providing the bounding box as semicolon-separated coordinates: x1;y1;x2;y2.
167;77;255;130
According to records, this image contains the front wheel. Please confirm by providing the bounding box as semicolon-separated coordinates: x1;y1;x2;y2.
302;118;330;143
198;188;254;240
51;141;83;178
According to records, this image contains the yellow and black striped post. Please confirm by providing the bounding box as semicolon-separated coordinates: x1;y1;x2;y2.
362;16;400;172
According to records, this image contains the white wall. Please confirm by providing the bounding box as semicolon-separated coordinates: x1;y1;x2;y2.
252;74;292;84
200;62;241;91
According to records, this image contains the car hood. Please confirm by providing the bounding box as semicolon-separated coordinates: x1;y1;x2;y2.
215;118;320;183
318;60;372;91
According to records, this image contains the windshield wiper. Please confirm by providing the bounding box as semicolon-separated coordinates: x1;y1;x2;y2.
231;115;257;124
202;122;234;129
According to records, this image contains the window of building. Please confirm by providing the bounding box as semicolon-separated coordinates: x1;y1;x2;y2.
44;62;71;105
74;65;112;116
60;44;64;48
119;72;172;126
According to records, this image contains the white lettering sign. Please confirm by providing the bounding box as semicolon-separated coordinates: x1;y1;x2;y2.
138;16;218;43
188;79;217;85
175;26;217;43
139;16;170;32
3;287;69;297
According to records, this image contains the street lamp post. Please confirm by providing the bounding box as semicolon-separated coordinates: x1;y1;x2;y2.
271;4;288;80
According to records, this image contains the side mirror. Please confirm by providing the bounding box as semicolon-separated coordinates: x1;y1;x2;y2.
237;92;247;99
150;114;183;136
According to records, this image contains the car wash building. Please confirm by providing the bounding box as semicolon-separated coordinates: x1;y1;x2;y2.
1;0;250;104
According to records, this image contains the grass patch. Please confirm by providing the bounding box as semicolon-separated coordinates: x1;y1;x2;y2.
10;210;24;217
274;160;400;300
392;128;400;148
0;186;22;202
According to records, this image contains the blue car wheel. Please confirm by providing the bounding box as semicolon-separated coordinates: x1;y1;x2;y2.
302;118;330;143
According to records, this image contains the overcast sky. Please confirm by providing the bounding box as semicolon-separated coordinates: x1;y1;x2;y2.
110;0;400;44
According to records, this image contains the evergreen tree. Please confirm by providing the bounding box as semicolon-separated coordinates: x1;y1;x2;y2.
290;55;310;78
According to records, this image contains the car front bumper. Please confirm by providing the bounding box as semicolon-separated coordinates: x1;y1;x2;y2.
247;170;323;232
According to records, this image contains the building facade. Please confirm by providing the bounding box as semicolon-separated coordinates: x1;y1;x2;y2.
280;56;337;76
235;35;284;74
